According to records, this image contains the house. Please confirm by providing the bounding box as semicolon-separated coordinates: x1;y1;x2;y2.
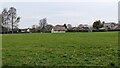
67;27;82;32
51;25;67;33
36;24;53;33
103;22;116;30
115;24;120;30
20;29;27;33
82;25;92;32
27;28;30;33
20;28;31;33
72;27;83;32
67;24;92;32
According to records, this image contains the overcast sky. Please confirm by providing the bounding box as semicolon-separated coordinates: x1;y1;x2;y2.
0;0;119;28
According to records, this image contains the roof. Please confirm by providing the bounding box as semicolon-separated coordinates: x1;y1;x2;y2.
115;25;120;30
72;27;82;30
53;25;67;31
104;22;116;25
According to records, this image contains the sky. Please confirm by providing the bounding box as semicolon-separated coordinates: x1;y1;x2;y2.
0;0;119;2
0;0;119;28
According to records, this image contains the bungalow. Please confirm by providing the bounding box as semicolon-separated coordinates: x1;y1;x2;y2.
20;29;27;33
51;25;67;33
71;27;83;32
115;24;120;30
103;22;116;30
20;28;34;33
20;28;36;33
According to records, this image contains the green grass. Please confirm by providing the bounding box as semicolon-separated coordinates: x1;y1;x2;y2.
2;32;118;66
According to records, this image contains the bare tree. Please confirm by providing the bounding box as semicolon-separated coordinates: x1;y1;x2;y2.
63;24;67;29
67;24;72;29
7;7;20;33
78;24;84;28
1;7;20;34
32;25;39;32
1;8;9;33
39;18;47;32
45;24;53;32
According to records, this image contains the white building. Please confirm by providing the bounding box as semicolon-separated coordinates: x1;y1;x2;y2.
51;25;67;33
103;22;116;30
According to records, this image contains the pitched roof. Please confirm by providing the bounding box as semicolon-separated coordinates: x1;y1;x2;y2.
115;25;120;30
53;25;67;31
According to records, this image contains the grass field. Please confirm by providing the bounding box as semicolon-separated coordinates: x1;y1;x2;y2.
2;32;118;66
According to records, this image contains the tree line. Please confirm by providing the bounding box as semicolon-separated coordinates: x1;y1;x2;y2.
0;7;119;34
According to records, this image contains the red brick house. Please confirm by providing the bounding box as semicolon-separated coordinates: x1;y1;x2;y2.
51;25;67;33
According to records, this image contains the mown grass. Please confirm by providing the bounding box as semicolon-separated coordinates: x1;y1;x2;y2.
2;32;118;66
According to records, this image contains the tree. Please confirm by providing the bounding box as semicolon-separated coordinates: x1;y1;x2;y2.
101;21;105;27
1;7;20;34
45;24;53;32
32;25;38;32
0;14;2;26
119;21;120;25
32;25;36;32
93;20;102;30
78;24;84;28
67;24;72;29
63;24;67;29
7;7;20;33
1;8;9;33
39;18;47;32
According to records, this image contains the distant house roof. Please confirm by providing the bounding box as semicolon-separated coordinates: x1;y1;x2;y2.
52;25;67;31
115;25;120;30
104;22;116;26
20;29;27;32
103;22;116;29
72;27;82;30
